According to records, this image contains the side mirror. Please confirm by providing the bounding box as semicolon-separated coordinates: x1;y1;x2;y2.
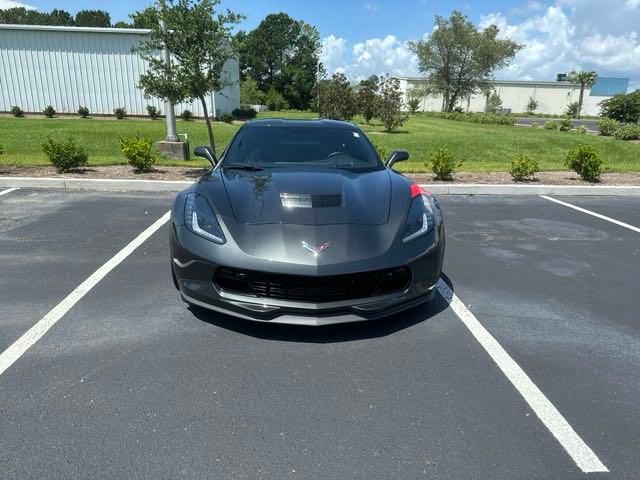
194;146;217;166
386;150;409;169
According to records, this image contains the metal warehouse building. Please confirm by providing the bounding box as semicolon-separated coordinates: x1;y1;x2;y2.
0;24;240;117
396;76;629;116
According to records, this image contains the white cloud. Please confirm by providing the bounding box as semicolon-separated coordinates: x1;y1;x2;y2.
0;0;36;9
321;34;418;81
479;2;640;88
364;2;379;15
322;0;639;90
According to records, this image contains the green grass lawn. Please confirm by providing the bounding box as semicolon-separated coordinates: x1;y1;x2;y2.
1;111;638;172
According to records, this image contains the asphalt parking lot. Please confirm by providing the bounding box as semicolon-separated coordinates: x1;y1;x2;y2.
1;187;639;479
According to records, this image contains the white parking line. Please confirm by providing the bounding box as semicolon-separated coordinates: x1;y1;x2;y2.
541;195;640;234
0;211;171;377
0;187;19;197
436;279;609;473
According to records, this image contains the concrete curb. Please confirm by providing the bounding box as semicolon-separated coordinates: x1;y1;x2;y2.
421;184;640;196
1;176;640;195
0;176;192;192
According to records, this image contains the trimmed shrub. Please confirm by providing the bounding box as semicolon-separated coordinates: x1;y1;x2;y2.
510;155;539;181
42;137;88;173
598;118;620;136
119;136;157;173
219;112;234;123
565;101;579;118
113;107;127;119
429;147;461;181
146;105;160;119
43;105;56;118
232;106;257;120
422;111;515;125
613;124;640;141
77;106;90;118
558;117;572;131
11;106;24;117
565;144;604;182
180;109;193;121
543;120;560;130
575;126;588;134
369;138;388;162
526;97;538;113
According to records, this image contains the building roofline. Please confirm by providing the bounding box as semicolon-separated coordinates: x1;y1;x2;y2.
0;24;150;34
393;76;586;88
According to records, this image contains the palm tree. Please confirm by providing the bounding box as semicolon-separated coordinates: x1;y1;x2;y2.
567;71;598;119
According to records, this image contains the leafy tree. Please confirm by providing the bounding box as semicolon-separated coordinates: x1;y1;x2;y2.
240;79;265;105
377;76;407;132
130;7;159;29
47;9;75;26
74;10;111;27
265;87;288;111
406;86;424;114
526;97;538;113
409;11;521;112
318;73;357;121
599;90;640;124
357;75;380;123
136;0;243;153
237;13;320;110
0;7;73;25
486;91;503;113
567;71;597;119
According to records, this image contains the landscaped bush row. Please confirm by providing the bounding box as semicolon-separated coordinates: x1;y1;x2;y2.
542;118;587;133
421;111;516;125
8;104;255;122
598;119;640;140
421;145;605;182
40;135;159;173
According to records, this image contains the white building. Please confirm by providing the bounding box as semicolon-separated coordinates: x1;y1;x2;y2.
395;76;629;116
0;24;240;117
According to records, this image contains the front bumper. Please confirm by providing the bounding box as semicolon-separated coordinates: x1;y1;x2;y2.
170;224;445;326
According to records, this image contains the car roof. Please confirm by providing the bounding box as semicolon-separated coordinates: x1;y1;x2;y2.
244;118;357;129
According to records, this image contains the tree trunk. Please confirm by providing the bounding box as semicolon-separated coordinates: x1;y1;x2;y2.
577;84;585;119
200;96;216;155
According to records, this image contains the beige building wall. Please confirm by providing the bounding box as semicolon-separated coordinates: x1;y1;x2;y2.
397;77;612;116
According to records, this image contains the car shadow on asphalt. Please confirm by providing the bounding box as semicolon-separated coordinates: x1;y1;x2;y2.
188;274;454;343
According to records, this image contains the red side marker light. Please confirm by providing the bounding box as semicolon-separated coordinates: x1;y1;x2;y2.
410;183;424;198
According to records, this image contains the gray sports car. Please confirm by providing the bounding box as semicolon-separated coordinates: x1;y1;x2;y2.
170;119;445;326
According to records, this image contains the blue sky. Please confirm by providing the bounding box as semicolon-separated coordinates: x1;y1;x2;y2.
3;0;640;88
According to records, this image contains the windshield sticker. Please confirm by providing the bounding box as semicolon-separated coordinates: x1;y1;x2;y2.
353;132;360;138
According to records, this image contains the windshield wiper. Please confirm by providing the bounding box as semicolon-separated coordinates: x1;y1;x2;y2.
222;164;264;171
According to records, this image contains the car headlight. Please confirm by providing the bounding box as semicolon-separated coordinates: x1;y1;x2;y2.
184;193;226;244
402;185;441;243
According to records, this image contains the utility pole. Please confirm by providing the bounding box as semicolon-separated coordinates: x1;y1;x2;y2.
157;0;179;142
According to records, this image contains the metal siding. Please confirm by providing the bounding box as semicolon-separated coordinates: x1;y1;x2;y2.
0;26;239;116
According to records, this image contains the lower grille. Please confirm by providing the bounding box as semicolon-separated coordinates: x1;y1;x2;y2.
214;266;411;303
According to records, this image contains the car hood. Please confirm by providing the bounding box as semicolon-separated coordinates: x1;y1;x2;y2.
220;167;391;226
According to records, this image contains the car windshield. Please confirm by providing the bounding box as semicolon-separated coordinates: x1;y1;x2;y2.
222;125;382;169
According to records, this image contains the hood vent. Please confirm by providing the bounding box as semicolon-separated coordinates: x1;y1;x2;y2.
280;193;342;209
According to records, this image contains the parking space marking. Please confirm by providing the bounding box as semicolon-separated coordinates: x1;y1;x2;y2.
541;195;640;234
0;211;170;377
0;187;19;197
436;279;609;473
